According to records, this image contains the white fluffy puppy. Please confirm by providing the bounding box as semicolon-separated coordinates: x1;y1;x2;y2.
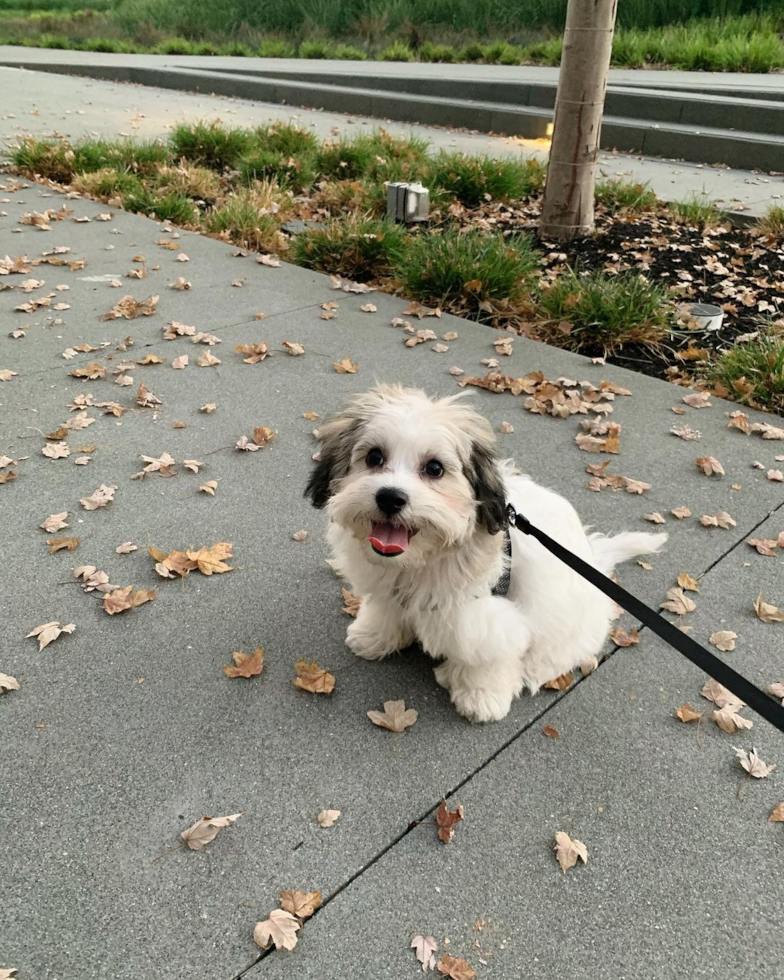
307;385;666;723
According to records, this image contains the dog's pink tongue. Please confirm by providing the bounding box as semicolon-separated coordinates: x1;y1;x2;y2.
369;521;409;555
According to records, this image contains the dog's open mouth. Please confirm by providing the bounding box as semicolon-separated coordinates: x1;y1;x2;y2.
368;521;415;557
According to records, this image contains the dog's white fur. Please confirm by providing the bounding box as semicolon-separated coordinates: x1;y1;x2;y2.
307;385;666;723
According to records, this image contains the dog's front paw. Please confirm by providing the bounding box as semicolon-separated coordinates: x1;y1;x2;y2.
451;685;513;723
346;620;399;661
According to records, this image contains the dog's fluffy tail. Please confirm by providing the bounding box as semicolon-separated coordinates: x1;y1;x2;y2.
588;530;667;575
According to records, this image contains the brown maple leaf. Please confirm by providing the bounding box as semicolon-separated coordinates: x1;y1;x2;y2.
696;456;725;476
611;626;639;647
235;342;272;364
40;511;69;533
734;746;775;778
436;954;475;980
554;830;589;873
754;591;784;623
79;484;117;510
253;426;275;447
676;703;703;723
46;536;80;554
317;809;341;828
186;542;233;575
709;630;737;652
0;672;20;694
293;659;336;694
435;799;464;844
181;813;242;851
341;587;361;617
411;935;439;974
768;802;784;822
670;506;692;519
26;621;75;651
660;587;696;615
253;909;300;950
279;889;322;921
102;586;156;615
677;572;700;592
102;294;158;320
543;672;573;690
70;361;106;380
713;705;753;734
367;699;418;732
223;647;264;679
332;357;358;374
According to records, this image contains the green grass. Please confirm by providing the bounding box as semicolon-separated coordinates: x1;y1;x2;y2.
169;121;254;170
669;193;724;228
315;131;430;182
595;180;658;214
427;152;546;207
205;190;289;252
291;217;407;280
756;204;784;239
123;188;197;224
72;167;146;199
703;330;784;412
536;269;670;353
395;230;540;311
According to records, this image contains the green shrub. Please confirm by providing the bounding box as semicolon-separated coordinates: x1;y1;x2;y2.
237;148;315;189
123;189;197;224
702;330;784;412
595;180;658;214
428;152;545;206
291;217;407;280
153;37;194;54
418;42;457;63
395;230;539;310
257;39;296;57
299;40;334;59
205;192;287;252
11;138;75;182
459;42;485;62
333;44;367;60
669;193;723;228
756;204;784;239
72;167;145;199
255;122;318;157
536;268;670;352
169;121;254;169
378;41;414;62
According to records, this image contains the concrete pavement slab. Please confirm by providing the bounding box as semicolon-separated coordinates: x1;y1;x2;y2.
252;514;784;980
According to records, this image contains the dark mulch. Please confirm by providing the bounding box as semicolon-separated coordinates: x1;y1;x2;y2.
454;200;784;381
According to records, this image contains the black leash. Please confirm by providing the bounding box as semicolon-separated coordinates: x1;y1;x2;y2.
506;504;784;734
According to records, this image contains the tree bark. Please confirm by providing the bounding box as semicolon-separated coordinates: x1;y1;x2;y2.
539;0;618;241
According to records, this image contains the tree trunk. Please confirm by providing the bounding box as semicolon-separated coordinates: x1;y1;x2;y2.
539;0;618;241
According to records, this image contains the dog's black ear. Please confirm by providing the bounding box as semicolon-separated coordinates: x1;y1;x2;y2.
305;417;360;509
467;443;507;535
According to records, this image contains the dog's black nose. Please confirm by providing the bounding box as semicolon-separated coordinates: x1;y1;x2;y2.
376;487;408;516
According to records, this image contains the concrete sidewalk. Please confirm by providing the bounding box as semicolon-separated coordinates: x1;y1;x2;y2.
1;162;783;980
0;58;782;217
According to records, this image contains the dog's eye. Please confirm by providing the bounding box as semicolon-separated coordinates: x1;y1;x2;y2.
423;459;444;478
366;448;384;468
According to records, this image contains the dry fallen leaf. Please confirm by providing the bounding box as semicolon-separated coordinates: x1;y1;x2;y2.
643;512;665;524
734;746;775;778
197;349;221;368
257;254;281;268
253;426;275;448
200;480;218;496
282;341;305;356
709;630;737;652
676;703;703;723
172;354;188;369
543;672;573;690
768;802;784;822
254;909;300;951
713;705;753;734
26;620;75;651
671;506;692;519
293;659;335;694
40;511;68;533
181;813;242;851
554;830;588;873
542;724;561;739
223;647;264;679
292;529;307;542
683;391;712;408
677;572;700;592
317;809;341;828
342;588;361;617
696;456;725;477
103;586;156;615
367;699;418;732
611;626;639;647
116;541;137;554
332;357;358;374
200;402;217;414
660;587;696;615
279;889;322;921
435;799;464;844
186;542;233;575
765;682;784;704
46;536;80;554
754;591;784;623
436;955;475;980
412;935;439;974
498;421;514;434
699;511;736;529
0;672;21;694
701;679;744;710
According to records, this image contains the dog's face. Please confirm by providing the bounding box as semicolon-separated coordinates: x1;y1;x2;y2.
306;386;506;565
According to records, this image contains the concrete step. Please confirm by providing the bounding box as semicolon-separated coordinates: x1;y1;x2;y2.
11;61;784;171
200;65;784;136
